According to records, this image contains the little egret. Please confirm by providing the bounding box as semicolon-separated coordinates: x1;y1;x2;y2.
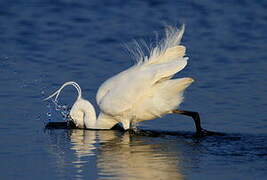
45;25;212;136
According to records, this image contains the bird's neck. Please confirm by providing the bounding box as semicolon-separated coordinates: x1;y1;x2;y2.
76;99;117;129
70;98;97;129
82;100;98;129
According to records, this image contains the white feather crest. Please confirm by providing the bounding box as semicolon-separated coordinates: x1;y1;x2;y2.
127;25;185;66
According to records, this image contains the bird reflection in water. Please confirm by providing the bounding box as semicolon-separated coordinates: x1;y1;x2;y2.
67;129;184;180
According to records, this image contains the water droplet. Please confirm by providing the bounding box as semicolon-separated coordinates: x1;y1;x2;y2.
62;105;67;111
46;112;51;117
55;104;62;111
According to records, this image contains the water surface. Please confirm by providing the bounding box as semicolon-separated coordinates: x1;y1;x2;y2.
0;0;266;179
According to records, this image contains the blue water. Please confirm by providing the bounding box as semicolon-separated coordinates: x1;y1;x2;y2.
0;0;267;179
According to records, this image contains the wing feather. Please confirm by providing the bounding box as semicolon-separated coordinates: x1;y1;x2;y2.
96;25;189;117
135;25;185;65
97;57;188;116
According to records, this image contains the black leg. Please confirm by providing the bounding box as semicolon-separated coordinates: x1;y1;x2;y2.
172;110;202;133
172;110;223;137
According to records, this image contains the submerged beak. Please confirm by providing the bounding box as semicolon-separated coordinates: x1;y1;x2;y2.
66;115;78;128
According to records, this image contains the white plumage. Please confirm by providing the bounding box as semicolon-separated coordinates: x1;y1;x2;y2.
45;25;195;130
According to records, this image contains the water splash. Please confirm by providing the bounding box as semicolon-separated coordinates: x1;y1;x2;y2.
50;98;71;120
45;102;52;123
43;90;71;124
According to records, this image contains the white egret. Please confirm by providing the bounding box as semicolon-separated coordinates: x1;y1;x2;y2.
45;25;211;136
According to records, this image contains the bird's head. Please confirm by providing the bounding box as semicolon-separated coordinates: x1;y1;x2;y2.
69;98;96;129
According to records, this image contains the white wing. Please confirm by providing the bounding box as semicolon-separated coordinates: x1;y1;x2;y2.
97;58;187;115
96;25;189;117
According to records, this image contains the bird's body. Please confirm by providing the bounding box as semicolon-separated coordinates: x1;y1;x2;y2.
45;25;198;131
96;61;193;129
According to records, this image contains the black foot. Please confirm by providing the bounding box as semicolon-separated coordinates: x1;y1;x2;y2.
195;128;225;137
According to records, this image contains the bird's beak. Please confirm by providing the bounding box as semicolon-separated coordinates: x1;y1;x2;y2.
67;114;73;121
